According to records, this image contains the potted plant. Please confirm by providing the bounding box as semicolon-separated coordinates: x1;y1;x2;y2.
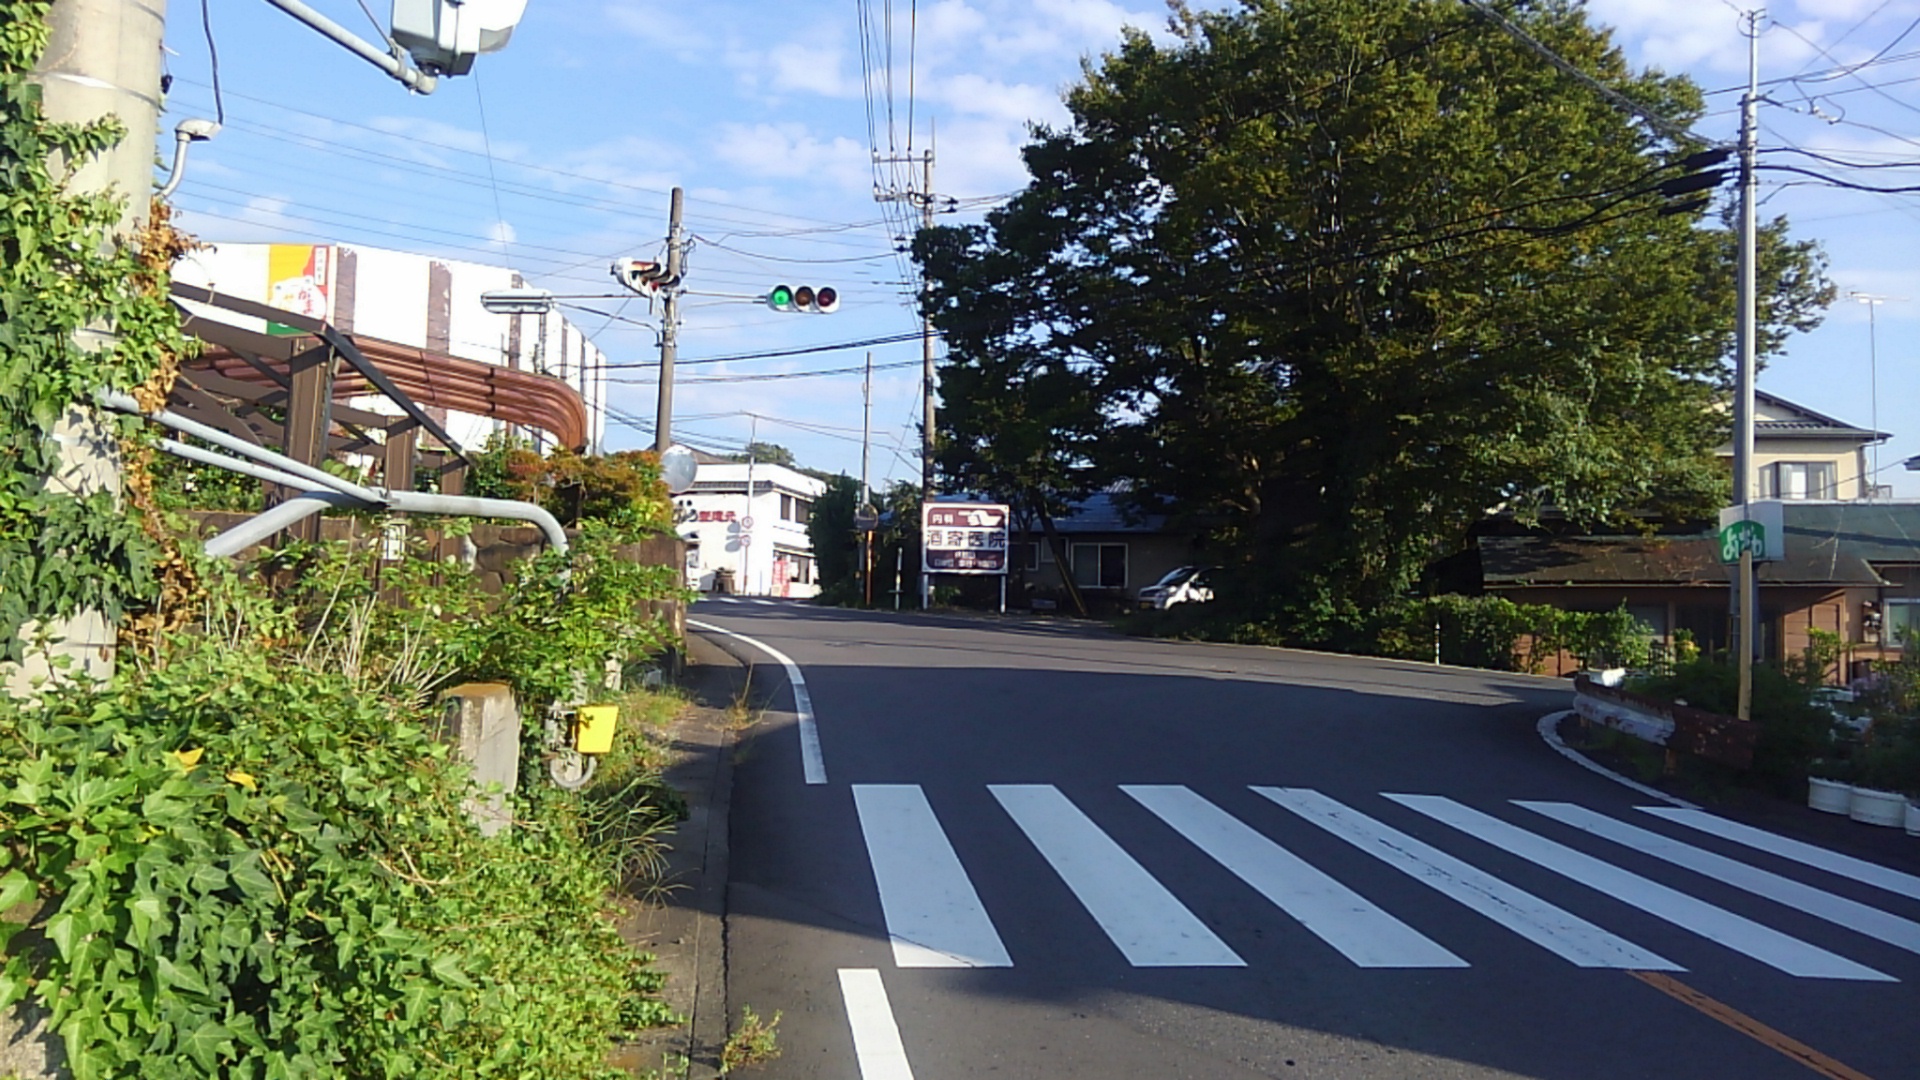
1806;757;1855;815
1848;745;1907;827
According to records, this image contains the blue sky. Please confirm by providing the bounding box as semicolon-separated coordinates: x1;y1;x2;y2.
159;1;1920;495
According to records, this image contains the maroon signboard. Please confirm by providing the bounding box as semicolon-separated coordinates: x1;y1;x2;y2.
922;501;1010;575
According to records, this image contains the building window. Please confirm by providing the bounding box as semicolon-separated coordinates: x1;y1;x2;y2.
1070;543;1128;589
1886;599;1920;647
780;494;812;523
1008;542;1042;572
1760;461;1837;500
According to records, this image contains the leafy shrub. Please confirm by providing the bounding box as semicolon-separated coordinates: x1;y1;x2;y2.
0;638;668;1079
465;436;672;537
1127;591;1654;675
1627;659;1838;795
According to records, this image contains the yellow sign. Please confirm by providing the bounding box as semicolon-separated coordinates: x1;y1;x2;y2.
266;244;330;335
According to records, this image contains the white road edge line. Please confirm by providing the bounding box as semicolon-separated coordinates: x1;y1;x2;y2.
839;968;916;1080
688;619;826;784
1535;709;1696;810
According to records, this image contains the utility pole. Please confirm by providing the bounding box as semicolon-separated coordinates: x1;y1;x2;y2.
656;186;685;454
12;0;169;694
1734;12;1760;722
862;350;874;607
874;137;944;609
920;148;936;505
742;413;758;596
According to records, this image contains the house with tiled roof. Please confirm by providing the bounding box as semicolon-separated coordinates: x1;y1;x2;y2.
1730;390;1888;500
1479;392;1904;678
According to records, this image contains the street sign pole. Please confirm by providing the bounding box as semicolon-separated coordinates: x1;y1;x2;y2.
1739;548;1753;721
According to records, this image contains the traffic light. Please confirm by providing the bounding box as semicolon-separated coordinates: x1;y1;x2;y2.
766;283;840;313
1655;147;1731;216
613;258;677;296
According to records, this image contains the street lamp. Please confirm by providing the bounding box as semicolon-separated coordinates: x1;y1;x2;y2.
1849;291;1904;498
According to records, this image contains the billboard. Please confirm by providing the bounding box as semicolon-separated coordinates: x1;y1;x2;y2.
922;501;1010;575
265;244;330;335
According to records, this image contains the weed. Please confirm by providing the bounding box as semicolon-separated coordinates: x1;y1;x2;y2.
720;1006;782;1074
725;667;764;731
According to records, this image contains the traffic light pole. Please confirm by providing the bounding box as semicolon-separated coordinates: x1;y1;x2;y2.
656;186;684;455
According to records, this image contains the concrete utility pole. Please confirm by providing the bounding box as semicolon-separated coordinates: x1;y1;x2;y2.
1734;13;1760;722
656;186;685;455
920;148;937;504
862;350;873;606
11;0;168;694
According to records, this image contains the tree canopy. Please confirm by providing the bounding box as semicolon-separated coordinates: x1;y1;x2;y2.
917;0;1832;609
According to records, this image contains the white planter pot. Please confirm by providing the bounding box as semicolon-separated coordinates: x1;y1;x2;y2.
1807;777;1852;815
1906;800;1920;838
1849;786;1907;828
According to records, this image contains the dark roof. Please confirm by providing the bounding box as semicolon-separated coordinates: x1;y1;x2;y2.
1480;500;1920;588
1753;389;1887;441
1051;492;1169;534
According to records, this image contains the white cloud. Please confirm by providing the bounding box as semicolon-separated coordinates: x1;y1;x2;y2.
711;123;870;191
487;219;518;247
604;1;709;53
765;41;861;97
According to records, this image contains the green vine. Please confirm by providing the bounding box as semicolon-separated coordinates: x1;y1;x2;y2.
0;0;187;664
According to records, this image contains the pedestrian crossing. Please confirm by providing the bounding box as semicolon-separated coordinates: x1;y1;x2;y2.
849;784;1920;980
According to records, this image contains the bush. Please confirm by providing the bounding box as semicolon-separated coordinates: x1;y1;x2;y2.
0;638;669;1079
1627;658;1838;795
1126;590;1654;675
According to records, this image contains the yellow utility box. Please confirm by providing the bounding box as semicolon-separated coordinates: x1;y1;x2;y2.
574;705;619;755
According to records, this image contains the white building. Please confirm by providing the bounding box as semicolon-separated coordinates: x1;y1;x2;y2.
172;241;609;451
674;456;826;597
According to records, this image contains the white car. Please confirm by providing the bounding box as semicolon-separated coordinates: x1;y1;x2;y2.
1136;565;1216;611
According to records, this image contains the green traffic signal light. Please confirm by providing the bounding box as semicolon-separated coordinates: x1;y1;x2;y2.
768;284;794;311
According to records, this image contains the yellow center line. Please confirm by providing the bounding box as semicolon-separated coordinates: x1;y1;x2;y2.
1627;970;1875;1080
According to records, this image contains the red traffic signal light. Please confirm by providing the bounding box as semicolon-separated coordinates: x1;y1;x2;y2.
613;258;676;295
767;283;841;313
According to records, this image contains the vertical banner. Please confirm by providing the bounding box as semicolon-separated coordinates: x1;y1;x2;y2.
265;244;331;335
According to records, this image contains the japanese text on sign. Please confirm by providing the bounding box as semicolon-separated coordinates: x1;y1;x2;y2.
922;501;1011;575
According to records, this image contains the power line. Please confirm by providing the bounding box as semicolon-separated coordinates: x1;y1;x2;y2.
591;331;933;370
606;359;923;385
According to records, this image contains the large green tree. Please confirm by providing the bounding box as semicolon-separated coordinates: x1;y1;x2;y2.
917;0;1831;608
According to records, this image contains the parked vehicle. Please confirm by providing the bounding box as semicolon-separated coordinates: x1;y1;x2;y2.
1137;565;1216;611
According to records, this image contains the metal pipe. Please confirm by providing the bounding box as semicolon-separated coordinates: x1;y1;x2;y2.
204;492;360;558
150;426;568;554
386;491;567;552
158;437;330;494
260;0;439;93
99;390;385;504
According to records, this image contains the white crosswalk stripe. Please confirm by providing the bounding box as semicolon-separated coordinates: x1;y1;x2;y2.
853;785;1011;968
990;784;1244;967
1123;785;1466;968
848;785;1911;980
1256;787;1680;970
1519;801;1920;957
1391;795;1893;981
1641;806;1920;901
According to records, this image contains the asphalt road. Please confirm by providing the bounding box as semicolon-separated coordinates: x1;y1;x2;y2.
691;598;1920;1080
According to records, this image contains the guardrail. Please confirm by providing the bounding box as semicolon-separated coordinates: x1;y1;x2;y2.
1571;673;1758;770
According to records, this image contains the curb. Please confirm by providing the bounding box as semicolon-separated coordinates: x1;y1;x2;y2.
1536;709;1695;809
